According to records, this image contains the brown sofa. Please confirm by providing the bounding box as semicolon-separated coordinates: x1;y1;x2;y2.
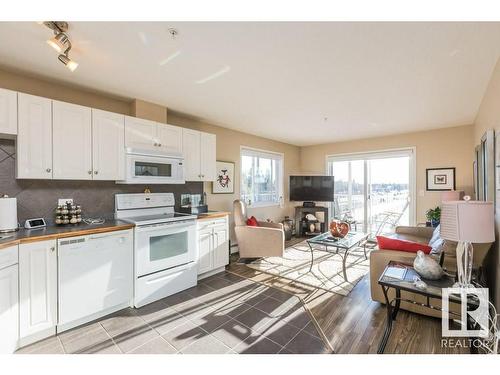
370;226;492;318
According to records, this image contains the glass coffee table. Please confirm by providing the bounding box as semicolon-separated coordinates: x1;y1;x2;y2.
306;231;369;282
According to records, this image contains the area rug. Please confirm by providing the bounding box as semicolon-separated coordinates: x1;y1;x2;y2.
246;240;371;296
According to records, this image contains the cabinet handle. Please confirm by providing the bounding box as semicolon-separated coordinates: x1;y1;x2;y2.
154;142;158;146
50;246;55;252
158;143;162;147
88;170;92;175
94;171;98;175
46;168;51;173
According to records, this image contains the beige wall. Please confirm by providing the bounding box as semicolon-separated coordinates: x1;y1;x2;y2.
131;99;168;123
300;125;475;223
473;58;500;309
0;68;131;115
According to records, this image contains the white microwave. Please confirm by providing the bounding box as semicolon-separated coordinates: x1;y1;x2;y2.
117;148;185;184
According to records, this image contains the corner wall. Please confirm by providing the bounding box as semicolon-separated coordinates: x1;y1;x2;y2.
473;58;500;309
299;124;475;223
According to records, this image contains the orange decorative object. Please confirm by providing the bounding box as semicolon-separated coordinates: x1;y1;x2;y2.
330;220;350;238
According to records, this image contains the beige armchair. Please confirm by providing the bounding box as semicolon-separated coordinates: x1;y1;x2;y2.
233;200;285;258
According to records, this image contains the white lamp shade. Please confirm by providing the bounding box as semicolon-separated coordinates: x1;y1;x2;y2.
440;200;495;243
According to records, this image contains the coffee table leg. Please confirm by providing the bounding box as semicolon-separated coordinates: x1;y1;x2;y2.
363;241;368;260
307;241;314;272
341;248;349;282
377;286;394;354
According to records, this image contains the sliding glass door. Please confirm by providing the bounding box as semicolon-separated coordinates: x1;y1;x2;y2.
327;149;415;236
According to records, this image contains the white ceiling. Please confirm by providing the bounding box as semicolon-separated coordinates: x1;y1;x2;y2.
0;22;500;146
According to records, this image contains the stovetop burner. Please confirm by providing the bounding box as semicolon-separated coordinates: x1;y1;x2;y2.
123;212;196;224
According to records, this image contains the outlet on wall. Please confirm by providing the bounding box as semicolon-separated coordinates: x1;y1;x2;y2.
58;198;73;206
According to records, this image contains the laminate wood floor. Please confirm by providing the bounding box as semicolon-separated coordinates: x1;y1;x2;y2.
228;249;469;354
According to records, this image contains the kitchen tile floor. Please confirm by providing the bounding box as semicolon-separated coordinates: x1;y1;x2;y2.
15;271;331;354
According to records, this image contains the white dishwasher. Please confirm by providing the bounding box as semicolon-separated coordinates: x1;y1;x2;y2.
57;229;133;332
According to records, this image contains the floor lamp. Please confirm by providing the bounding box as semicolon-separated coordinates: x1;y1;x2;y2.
440;197;494;288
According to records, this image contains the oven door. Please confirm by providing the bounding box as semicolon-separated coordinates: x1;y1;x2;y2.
135;220;196;277
123;154;184;184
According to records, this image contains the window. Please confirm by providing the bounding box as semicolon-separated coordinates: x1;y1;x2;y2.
240;147;284;207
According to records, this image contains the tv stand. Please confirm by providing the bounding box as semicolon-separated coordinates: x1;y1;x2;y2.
295;205;329;237
302;201;316;208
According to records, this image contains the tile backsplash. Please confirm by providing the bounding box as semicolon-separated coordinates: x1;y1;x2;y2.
0;139;203;223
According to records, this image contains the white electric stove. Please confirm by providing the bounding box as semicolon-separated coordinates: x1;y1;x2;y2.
115;193;198;307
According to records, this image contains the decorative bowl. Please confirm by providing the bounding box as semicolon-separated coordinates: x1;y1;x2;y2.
329;220;350;238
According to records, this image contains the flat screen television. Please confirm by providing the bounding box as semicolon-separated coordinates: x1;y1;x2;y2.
289;175;335;202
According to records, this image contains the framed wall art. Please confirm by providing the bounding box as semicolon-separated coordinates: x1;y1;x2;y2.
426;167;456;191
213;161;235;194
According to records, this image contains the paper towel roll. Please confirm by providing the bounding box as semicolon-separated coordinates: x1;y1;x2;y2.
0;197;18;232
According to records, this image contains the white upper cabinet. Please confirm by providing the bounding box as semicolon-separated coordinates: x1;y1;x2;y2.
52;101;92;180
183;128;202;181
200;132;216;181
125;117;183;153
0;88;17;136
17;93;53;179
182;128;216;181
156;123;183;153
124;116;157;149
92;109;125;180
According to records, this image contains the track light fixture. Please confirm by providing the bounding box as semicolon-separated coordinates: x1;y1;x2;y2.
47;32;69;53
44;21;78;72
58;53;79;72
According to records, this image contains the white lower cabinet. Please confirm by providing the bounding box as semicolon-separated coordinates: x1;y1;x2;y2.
0;245;19;353
196;216;230;279
57;230;133;332
19;239;57;346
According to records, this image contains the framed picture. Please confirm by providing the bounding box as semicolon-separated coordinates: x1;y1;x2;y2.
213;161;235;194
426;167;456;191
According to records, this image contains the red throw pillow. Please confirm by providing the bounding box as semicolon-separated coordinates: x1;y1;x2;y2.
376;235;432;254
246;216;259;227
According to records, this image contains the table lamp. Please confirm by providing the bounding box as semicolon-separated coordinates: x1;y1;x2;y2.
440;196;494;288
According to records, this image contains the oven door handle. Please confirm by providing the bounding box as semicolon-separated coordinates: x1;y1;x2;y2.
136;221;195;232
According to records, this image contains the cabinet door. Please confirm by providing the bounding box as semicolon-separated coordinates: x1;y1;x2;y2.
200;132;216;181
182;128;201;181
0;88;17;136
124;116;156;149
19;239;57;341
197;231;213;275
0;265;18;353
156;123;183;153
17;93;53;179
53;101;92;180
213;224;229;269
92;109;125;180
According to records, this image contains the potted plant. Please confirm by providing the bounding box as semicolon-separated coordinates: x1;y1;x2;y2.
426;206;441;227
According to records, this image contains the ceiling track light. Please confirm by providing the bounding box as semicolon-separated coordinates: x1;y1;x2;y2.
44;21;78;72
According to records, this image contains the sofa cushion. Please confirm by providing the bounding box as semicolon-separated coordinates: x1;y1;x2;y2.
376;235;432;254
246;216;259;227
